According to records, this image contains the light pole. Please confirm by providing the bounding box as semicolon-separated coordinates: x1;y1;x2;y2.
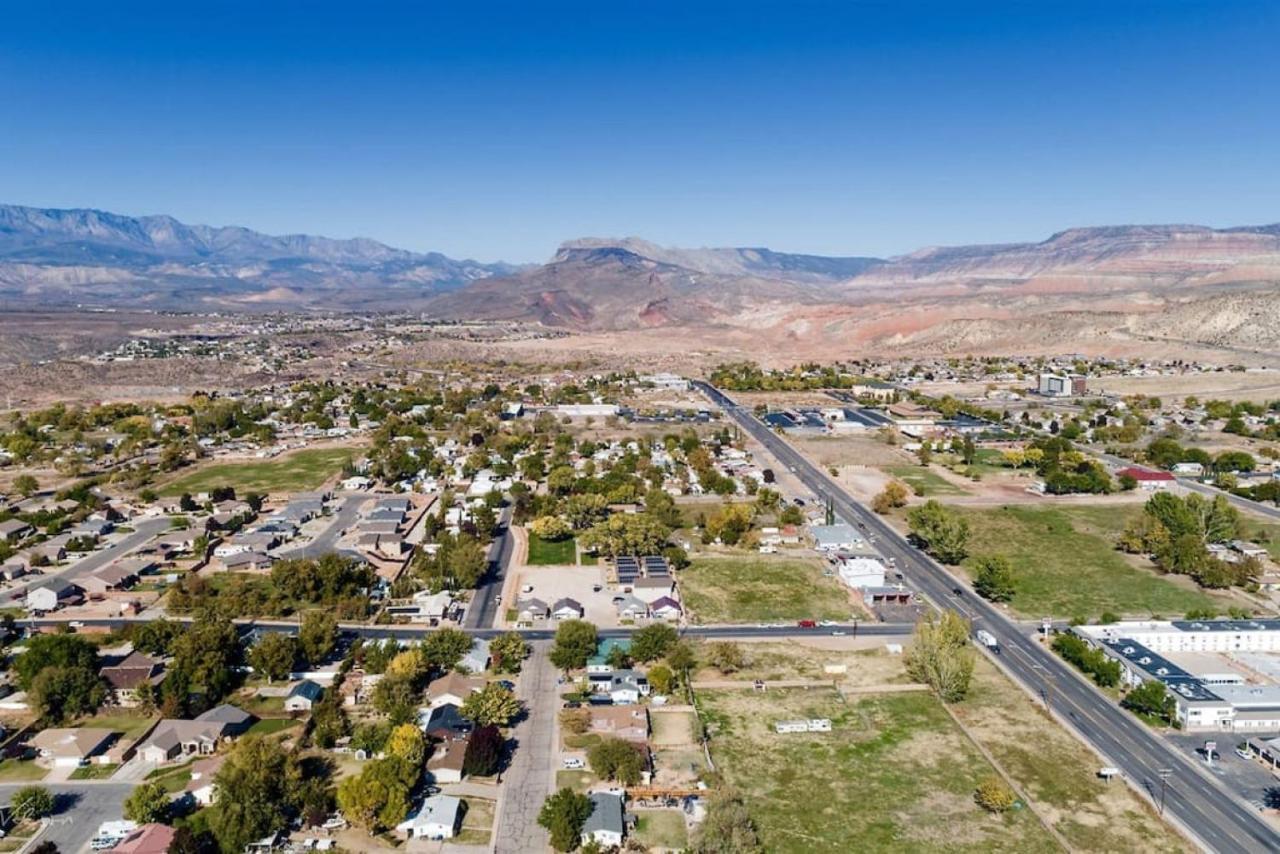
1157;768;1172;815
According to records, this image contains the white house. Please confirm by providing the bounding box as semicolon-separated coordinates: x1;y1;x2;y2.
396;794;462;840
582;792;626;848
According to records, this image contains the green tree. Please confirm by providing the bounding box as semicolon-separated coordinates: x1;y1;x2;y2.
385;723;427;766
336;758;414;832
13;474;39;497
168;614;242;713
30;665;106;723
629;624;677;663
564;493;611;530
906;500;969;564
538;787;593;852
904;611;974;702
550;620;598;672
14;633;99;689
11;785;54;820
1122;679;1177;723
530;515;573;542
310;691;350;749
124;781;170;824
578;513;671;557
249;633;298;683
209;737;304;853
299;611;338;665
648;663;675;695
587;737;645;785
422;627;474;670
490;632;530;674
971;555;1016;603
460;683;523;727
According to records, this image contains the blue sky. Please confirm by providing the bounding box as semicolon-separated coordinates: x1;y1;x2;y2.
0;1;1276;262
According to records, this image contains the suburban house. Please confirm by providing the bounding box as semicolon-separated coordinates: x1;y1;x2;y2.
516;597;550;622
458;638;491;674
588;670;651;705
427;673;486;709
1116;467;1177;491
810;523;863;552
0;519;32;543
26;577;84;612
396;794;463;840
82;559;150;595
339;670;382;707
284;680;324;713
425;738;467;784
589;705;649;743
111;824;177;854
582;792;626;848
649;597;683;621
31;727;116;767
138;706;253;764
219;550;275;572
99;651;165;707
632;576;676;602
0;562;27;581
552;598;585;620
421;703;473;741
180;755;225;806
613;594;649;621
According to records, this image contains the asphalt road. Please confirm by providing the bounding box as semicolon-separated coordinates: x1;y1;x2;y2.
465;506;516;630
0;782;132;853
493;641;555;853
695;380;1280;854
6;517;171;602
279;493;371;559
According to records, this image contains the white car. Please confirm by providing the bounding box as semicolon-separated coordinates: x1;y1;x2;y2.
562;758;585;770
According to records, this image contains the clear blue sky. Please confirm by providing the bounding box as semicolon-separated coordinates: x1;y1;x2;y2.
1;1;1276;263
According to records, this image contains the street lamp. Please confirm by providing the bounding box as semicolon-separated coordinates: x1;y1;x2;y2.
1157;768;1172;815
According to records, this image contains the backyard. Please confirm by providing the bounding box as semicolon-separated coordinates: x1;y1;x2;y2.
955;503;1223;620
526;533;578;566
679;556;853;624
161;446;355;496
697;687;1055;853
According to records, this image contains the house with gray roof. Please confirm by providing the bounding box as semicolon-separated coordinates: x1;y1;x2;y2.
582;792;626;848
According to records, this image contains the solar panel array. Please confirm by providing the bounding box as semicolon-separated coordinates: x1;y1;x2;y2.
614;554;669;582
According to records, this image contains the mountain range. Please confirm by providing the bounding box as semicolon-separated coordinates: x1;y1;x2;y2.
3;203;1280;357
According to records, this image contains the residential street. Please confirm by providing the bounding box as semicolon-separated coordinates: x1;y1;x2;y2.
0;782;132;853
493;641;555;853
6;516;170;600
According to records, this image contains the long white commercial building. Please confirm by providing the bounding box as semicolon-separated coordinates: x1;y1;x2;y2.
1075;620;1280;732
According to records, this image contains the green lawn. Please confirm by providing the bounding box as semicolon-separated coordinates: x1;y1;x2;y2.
633;810;688;850
555;769;596;792
526;534;577;565
679;557;852;625
0;760;48;782
161;447;355;496
698;688;1054;853
247;717;300;736
886;464;968;496
147;763;197;793
70;763;119;780
957;504;1219;620
455;798;496;846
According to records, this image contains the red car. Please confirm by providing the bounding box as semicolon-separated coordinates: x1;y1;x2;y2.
797;619;817;628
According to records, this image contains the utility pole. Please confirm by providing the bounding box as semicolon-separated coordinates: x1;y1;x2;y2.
1157;768;1172;815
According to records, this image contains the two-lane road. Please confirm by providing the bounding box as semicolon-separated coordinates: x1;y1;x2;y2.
696;380;1279;853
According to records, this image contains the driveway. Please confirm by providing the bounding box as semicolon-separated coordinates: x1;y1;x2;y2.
493;641;555;853
0;782;132;853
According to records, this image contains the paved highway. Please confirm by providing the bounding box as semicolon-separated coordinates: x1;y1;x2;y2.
695;380;1279;854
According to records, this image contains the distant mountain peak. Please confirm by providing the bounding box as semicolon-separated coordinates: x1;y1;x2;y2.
557;236;882;282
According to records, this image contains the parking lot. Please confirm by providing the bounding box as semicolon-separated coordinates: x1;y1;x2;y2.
508;564;623;626
1167;733;1280;813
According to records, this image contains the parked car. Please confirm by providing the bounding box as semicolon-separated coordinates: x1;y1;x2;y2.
797;620;817;628
563;758;585;769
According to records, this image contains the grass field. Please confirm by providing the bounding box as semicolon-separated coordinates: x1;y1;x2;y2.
147;760;196;793
555;769;595;792
886;464;968;496
957;504;1219;620
526;534;577;565
952;656;1192;852
698;688;1054;853
679;557;852;624
161;446;354;496
247;717;300;736
633;810;688;850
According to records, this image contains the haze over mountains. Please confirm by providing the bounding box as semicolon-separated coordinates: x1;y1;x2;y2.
3;204;1280;358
